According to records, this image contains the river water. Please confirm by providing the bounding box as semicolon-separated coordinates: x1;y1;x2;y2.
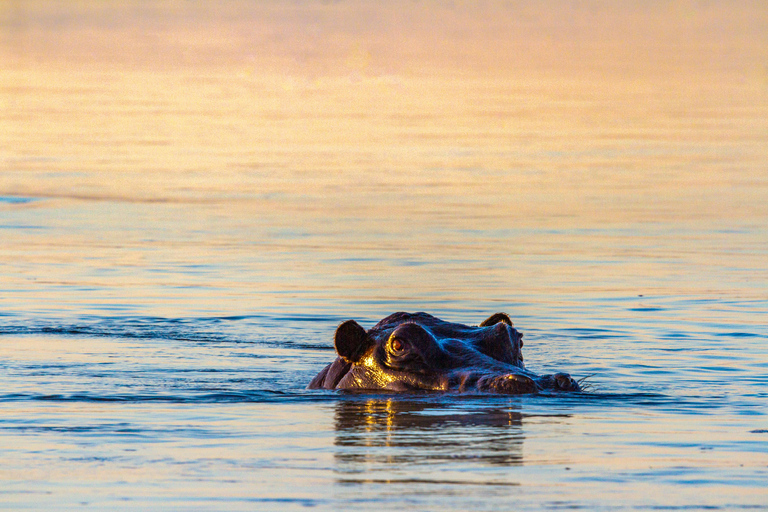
1;1;767;510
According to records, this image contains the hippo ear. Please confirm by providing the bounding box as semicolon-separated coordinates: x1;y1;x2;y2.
334;320;372;363
480;312;513;327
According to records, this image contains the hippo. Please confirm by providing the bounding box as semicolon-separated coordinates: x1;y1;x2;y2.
309;312;580;393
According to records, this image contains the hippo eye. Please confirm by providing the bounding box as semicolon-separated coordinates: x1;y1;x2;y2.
390;338;405;354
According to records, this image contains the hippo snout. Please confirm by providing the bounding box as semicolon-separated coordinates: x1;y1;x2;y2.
475;373;538;394
468;371;580;394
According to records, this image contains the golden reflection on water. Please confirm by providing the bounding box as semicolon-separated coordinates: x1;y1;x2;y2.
1;1;767;319
1;0;766;225
333;398;526;470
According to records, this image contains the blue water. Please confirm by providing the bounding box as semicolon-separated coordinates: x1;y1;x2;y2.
2;227;767;511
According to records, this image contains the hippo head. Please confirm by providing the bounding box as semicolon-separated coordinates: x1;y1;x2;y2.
308;312;579;394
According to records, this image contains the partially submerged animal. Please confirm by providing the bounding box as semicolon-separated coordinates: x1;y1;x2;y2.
309;312;580;393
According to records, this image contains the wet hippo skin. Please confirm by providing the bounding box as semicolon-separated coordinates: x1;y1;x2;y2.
309;312;580;393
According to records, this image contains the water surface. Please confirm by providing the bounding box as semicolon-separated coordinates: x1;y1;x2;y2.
1;1;767;510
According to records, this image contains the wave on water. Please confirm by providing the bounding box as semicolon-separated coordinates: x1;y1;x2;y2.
1;322;227;343
0;196;37;205
0;389;737;418
0;390;314;404
0;314;339;351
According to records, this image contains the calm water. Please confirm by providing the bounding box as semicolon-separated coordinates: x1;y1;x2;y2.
2;1;768;510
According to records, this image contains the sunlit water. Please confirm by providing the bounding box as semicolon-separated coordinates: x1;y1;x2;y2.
2;2;767;510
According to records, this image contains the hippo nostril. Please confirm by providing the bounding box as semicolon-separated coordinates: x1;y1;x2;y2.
554;373;580;391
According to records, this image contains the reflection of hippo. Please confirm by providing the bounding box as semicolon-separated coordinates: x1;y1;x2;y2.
309;312;580;393
334;399;526;467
